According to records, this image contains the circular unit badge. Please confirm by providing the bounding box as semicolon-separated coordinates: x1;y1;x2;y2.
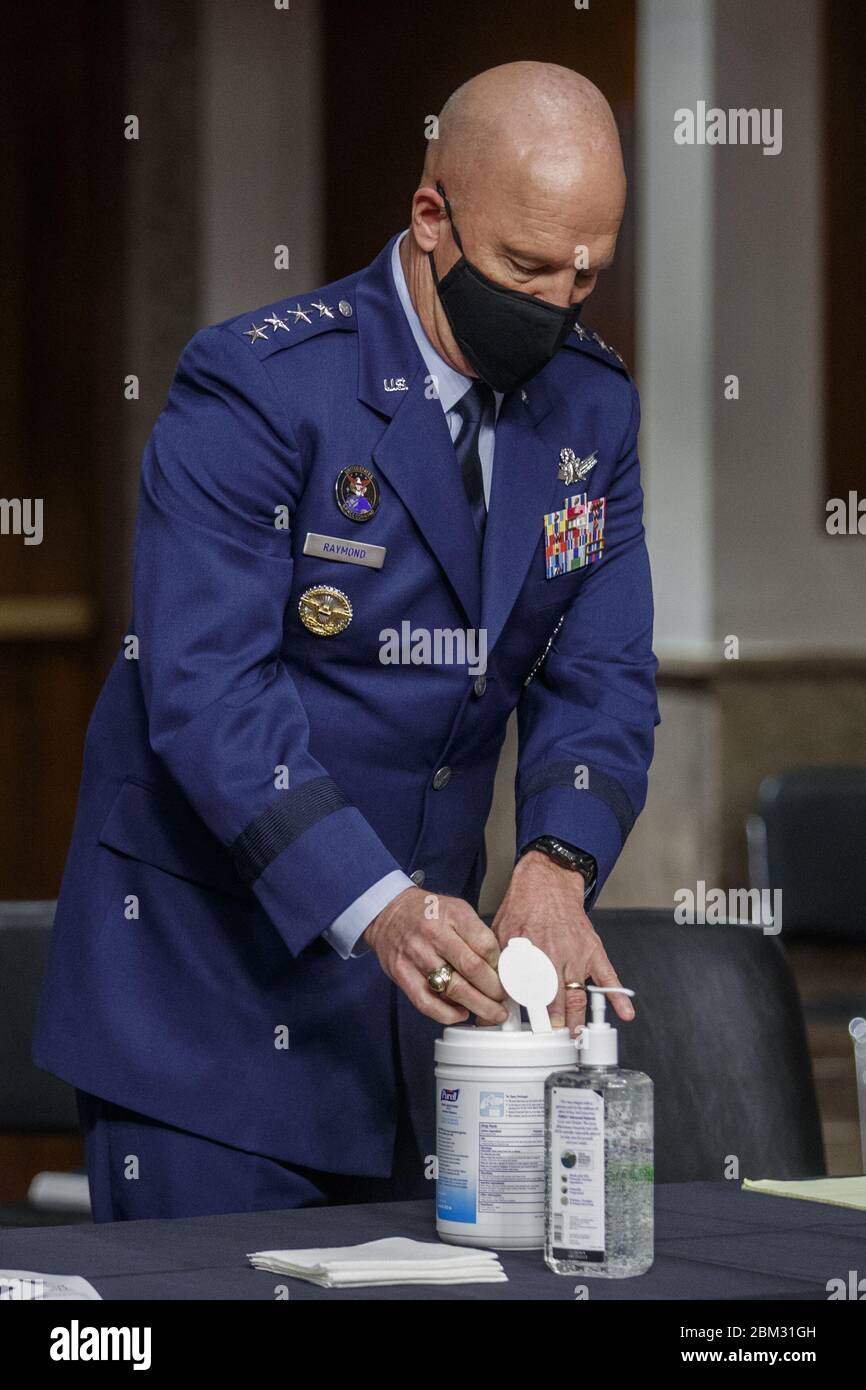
335;465;380;523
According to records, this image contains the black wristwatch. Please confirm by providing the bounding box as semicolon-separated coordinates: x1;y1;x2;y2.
518;836;598;894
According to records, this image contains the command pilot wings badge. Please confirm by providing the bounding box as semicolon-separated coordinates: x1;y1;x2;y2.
558;447;598;484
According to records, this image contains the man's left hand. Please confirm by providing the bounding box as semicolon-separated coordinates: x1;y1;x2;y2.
491;849;635;1036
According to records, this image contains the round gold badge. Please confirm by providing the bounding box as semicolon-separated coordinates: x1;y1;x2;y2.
298;585;353;637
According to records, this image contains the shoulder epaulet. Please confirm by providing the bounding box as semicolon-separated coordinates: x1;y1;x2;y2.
564;321;630;376
224;287;358;359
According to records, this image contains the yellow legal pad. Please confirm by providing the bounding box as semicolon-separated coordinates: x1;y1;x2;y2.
742;1176;866;1212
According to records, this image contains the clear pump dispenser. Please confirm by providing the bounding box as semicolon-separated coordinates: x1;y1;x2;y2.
544;985;654;1277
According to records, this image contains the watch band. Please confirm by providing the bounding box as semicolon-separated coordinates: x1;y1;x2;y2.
518;836;598;892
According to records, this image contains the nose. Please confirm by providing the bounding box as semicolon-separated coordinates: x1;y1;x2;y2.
534;273;589;310
572;277;598;308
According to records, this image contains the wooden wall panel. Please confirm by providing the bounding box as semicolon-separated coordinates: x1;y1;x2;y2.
0;2;125;899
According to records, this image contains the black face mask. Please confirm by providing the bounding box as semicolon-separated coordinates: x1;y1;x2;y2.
428;181;579;393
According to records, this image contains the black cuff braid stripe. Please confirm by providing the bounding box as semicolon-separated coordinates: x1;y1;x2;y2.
231;776;351;884
516;760;635;844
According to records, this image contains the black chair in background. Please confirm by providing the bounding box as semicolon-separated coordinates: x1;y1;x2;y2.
0;901;89;1225
589;909;825;1183
747;766;866;941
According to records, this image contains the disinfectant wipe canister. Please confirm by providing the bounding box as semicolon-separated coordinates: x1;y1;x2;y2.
435;939;579;1249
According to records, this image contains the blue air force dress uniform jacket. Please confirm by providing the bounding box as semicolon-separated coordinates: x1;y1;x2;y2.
33;233;661;1176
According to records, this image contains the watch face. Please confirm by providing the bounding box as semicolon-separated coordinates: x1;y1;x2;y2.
536;837;596;880
522;837;596;885
547;841;573;866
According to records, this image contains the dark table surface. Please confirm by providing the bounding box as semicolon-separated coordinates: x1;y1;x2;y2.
2;1181;863;1300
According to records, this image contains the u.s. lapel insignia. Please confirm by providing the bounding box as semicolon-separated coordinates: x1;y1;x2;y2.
558;447;599;484
298;585;353;636
543;492;606;578
335;465;380;522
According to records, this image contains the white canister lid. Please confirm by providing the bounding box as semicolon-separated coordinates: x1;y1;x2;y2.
435;1022;579;1069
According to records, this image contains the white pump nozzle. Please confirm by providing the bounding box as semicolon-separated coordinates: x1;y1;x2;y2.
576;985;635;1065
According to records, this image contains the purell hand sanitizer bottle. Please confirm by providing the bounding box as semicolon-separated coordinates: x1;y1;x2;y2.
544;985;653;1277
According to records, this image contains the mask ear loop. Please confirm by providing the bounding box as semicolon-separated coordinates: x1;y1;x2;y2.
428;179;467;290
434;180;466;255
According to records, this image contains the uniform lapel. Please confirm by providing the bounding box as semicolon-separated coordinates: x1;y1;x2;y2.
481;374;564;654
355;237;481;628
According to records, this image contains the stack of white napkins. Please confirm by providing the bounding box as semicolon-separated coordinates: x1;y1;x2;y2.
247;1236;507;1288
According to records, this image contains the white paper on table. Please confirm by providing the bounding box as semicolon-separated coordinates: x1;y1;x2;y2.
247;1235;501;1270
246;1235;508;1286
0;1269;102;1300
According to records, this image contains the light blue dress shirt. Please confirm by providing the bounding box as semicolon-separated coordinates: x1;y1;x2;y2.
321;230;502;959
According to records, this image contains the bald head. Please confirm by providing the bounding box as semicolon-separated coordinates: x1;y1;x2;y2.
403;62;626;376
423;62;623;214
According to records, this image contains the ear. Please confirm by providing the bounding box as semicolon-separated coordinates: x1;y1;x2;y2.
410;184;447;254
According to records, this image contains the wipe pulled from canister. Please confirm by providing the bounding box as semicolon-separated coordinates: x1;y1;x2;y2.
497;938;560;1032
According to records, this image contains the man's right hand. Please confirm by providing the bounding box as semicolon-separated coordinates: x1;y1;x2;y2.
363;887;510;1026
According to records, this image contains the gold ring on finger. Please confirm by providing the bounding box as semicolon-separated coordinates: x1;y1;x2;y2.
427;963;454;994
564;980;586;990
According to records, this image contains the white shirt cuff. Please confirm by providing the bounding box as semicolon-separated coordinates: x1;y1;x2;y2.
321;870;416;959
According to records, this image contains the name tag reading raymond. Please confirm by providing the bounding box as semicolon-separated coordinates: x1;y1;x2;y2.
543;493;606;579
303;532;386;569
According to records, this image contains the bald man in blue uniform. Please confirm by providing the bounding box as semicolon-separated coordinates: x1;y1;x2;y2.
33;61;659;1221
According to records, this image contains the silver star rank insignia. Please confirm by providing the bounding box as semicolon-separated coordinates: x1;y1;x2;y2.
310;299;334;319
244;323;269;344
287;303;312;324
264;314;290;333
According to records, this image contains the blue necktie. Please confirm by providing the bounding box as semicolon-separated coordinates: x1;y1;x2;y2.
452;381;495;541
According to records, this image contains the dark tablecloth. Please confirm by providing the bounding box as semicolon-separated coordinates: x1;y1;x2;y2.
2;1181;862;1300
